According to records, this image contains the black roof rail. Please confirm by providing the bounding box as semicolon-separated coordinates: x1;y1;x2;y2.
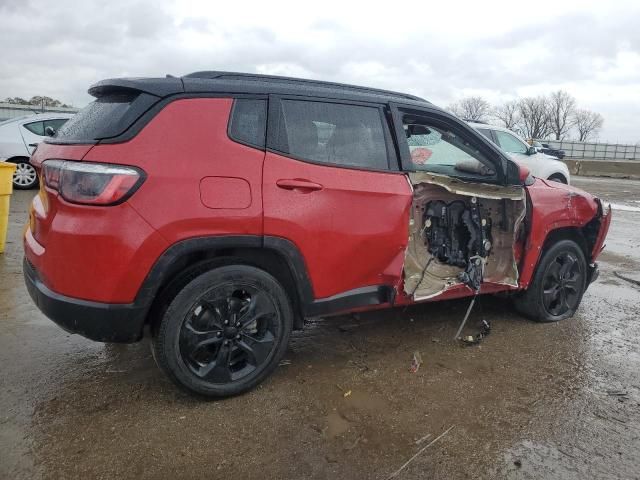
463;118;489;124
183;71;427;103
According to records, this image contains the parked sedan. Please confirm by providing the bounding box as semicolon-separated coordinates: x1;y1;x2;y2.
532;141;566;159
0;113;74;189
468;122;570;184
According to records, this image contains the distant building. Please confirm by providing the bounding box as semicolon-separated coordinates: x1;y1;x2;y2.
0;102;80;122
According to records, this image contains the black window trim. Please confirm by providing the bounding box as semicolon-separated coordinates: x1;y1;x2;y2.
389;103;513;186
266;94;401;174
477;127;497;145
226;96;269;151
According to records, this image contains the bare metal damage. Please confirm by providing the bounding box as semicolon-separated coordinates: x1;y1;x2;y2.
404;172;527;300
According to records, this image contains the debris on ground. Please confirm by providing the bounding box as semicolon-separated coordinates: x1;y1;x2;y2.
461;320;491;346
409;351;423;373
343;390;352;398
415;433;432;445
614;271;640;287
278;359;292;366
385;425;455;479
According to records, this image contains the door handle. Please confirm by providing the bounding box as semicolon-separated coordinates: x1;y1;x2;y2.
276;179;323;192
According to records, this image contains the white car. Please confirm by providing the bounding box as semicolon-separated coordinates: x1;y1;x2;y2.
0;113;74;189
468;122;570;184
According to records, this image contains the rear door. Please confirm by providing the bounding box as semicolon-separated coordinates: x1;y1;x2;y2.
262;97;413;300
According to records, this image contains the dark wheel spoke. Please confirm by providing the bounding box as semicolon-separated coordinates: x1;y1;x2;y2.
200;342;233;382
182;323;223;352
237;331;276;367
559;255;576;279
238;291;276;329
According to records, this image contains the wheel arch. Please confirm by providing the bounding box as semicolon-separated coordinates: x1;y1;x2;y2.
138;236;313;332
520;224;597;288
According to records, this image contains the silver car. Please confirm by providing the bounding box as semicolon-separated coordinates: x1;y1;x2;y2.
468;122;570;184
0;113;74;189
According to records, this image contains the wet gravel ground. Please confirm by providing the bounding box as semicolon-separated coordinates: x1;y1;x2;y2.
1;176;639;480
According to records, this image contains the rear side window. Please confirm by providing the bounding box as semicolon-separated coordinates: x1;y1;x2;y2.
228;99;267;148
43;118;69;133
23;121;45;135
277;100;389;170
54;92;142;143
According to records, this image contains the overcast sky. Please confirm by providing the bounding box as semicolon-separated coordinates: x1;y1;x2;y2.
1;0;638;142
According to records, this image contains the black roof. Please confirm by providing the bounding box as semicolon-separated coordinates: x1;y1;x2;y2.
88;71;431;107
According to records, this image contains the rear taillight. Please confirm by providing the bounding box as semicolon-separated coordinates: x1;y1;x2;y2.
42;160;144;206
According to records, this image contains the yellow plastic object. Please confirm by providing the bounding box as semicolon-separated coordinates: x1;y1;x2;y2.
0;162;17;253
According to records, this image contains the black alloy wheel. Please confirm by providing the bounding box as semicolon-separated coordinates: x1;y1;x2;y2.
152;264;293;397
541;251;583;317
179;287;279;384
513;239;587;322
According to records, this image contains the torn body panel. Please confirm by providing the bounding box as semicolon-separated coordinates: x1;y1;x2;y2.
403;173;526;301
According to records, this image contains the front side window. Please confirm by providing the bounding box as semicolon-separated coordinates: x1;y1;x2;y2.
401;116;495;177
23;121;45;136
278;100;388;170
494;130;528;154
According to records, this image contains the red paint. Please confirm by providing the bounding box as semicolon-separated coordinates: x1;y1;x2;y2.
200;177;252;209
24;96;610;311
262;152;412;298
518;178;600;288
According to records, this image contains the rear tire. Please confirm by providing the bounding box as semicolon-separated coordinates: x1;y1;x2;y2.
513;240;587;322
12;160;39;189
152;264;293;397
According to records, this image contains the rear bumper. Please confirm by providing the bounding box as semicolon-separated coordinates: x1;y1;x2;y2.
23;257;146;343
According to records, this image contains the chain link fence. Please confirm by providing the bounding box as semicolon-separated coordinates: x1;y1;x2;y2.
535;139;640;161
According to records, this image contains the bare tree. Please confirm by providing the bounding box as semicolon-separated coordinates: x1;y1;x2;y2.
447;96;491;122
517;96;552;140
493;101;519;130
548;90;576;140
573;109;604;142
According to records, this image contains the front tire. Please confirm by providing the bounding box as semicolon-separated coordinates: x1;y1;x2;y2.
152;265;293;397
548;174;567;184
513;240;587;322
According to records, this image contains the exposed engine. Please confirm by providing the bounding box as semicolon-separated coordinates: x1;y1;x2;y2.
423;197;492;290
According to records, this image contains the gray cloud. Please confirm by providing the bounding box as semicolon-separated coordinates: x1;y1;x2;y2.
0;0;638;142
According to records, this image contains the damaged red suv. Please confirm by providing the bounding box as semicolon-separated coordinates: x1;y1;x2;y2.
24;72;611;397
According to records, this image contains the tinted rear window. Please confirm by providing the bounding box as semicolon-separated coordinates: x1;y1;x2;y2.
277;100;389;170
228;99;267;148
54;92;139;143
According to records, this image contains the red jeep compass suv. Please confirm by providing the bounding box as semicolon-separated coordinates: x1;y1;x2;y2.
24;72;611;397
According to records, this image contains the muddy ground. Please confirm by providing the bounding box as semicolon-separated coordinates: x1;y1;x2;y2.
1;176;639;480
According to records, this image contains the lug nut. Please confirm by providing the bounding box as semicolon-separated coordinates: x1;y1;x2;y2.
224;320;229;325
236;334;241;339
217;332;222;337
236;322;241;327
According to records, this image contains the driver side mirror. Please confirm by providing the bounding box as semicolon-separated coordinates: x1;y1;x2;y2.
527;146;537;155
